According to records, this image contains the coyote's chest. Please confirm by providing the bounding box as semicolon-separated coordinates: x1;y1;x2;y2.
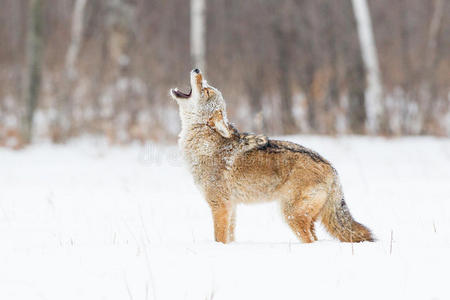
180;126;233;188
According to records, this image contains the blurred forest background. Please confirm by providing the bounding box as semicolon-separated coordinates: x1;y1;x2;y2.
0;0;449;148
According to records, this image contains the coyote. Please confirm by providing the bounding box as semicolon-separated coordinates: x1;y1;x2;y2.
170;69;373;243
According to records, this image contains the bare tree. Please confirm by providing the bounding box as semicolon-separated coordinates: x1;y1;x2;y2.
424;0;444;79
52;0;87;142
272;1;297;134
244;64;266;132
422;0;445;133
191;0;206;72
66;0;88;80
346;58;367;134
22;0;44;143
351;0;383;134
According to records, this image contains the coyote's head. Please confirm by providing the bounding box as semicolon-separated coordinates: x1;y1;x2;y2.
170;69;232;138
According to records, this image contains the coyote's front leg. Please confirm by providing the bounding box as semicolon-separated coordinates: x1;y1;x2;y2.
209;200;234;243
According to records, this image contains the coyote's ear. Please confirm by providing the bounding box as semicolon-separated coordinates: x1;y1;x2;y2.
207;110;232;138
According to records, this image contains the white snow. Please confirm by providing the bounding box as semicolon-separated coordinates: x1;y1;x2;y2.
1;136;449;300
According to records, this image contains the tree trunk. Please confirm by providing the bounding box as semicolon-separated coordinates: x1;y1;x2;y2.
398;0;415;134
191;0;206;72
66;0;87;80
323;1;339;134
275;28;297;134
422;0;444;134
347;61;367;134
303;50;318;132
23;0;44;144
52;0;87;142
244;64;266;132
351;0;383;134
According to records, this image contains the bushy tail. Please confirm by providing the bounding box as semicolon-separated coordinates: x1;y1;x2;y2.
320;180;374;242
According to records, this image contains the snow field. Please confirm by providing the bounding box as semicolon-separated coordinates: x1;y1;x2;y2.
0;136;449;300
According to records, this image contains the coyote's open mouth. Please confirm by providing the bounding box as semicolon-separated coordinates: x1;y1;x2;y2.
171;69;203;100
172;87;192;99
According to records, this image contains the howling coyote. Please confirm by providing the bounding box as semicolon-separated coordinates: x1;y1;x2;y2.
170;69;373;244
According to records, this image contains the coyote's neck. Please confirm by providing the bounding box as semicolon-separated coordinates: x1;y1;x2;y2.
178;107;203;134
179;123;218;153
178;122;227;189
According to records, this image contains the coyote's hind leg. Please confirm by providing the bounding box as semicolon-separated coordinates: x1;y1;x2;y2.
283;208;315;243
282;191;326;243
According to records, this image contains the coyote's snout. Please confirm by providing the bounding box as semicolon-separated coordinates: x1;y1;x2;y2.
170;69;233;139
171;69;374;244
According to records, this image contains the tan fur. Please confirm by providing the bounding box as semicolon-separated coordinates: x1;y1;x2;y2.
170;69;373;244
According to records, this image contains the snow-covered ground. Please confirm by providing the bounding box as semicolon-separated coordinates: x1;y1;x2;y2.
1;136;449;300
